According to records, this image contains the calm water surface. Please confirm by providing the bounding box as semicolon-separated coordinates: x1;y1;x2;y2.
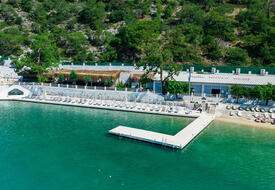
0;101;274;190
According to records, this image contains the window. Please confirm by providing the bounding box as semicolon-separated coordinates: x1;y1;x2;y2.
211;89;220;94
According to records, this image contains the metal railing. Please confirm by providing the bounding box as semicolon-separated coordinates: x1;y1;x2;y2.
14;81;148;93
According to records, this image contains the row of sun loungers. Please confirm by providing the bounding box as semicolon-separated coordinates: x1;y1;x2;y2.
226;104;274;113
229;111;275;119
24;95;186;114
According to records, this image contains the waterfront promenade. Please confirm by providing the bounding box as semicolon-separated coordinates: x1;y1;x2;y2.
109;114;215;149
0;84;202;117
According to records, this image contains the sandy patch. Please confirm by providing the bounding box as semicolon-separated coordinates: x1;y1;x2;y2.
215;114;275;130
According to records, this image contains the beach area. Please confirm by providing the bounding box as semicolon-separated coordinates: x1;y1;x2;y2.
215;114;275;129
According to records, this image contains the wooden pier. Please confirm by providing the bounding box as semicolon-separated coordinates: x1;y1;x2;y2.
109;114;215;149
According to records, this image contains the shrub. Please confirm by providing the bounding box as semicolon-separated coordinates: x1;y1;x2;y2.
116;81;125;89
225;48;248;65
83;76;91;85
58;74;65;83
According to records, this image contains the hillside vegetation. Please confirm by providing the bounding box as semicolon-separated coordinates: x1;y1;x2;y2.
0;0;274;67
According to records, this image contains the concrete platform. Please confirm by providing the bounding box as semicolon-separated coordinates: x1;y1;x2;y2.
109;126;180;148
109;114;215;149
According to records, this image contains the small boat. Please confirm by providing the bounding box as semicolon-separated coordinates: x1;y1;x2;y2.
226;105;231;110
229;111;234;116
260;108;265;112
239;106;243;111
250;107;255;112
245;107;250;111
268;108;273;113
255;106;260;112
232;105;237;110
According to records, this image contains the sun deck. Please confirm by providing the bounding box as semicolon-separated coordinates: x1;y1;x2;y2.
109;114;215;149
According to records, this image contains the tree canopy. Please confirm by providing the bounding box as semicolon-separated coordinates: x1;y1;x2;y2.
229;84;275;105
0;0;274;67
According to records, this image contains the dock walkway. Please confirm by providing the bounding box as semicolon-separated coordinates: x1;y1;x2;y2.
109;114;215;149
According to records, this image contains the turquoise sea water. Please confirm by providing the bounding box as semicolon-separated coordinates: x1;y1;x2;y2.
0;101;274;190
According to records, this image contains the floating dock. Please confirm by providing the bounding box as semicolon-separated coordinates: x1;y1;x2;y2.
109;114;215;149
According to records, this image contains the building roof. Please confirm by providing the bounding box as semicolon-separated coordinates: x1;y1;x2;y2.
153;71;275;86
130;73;154;82
51;70;121;82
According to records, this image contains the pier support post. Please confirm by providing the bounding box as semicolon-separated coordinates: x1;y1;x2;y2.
67;84;69;88
58;84;60;88
75;85;77;89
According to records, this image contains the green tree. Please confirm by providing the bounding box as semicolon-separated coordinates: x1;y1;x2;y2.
164;81;189;98
248;85;263;100
21;0;33;12
83;76;92;86
140;42;182;94
65;32;88;62
58;74;65;83
79;0;106;30
176;3;206;25
0;4;21;25
229;85;246;103
204;10;235;41
0;28;24;56
116;81;125;89
225;48;248;65
139;73;152;88
69;70;78;85
262;83;274;105
17;34;60;82
111;20;160;61
104;78;114;87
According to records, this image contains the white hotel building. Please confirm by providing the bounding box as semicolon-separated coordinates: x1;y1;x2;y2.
153;68;275;97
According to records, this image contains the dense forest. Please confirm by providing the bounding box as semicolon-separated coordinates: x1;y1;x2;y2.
0;0;274;67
